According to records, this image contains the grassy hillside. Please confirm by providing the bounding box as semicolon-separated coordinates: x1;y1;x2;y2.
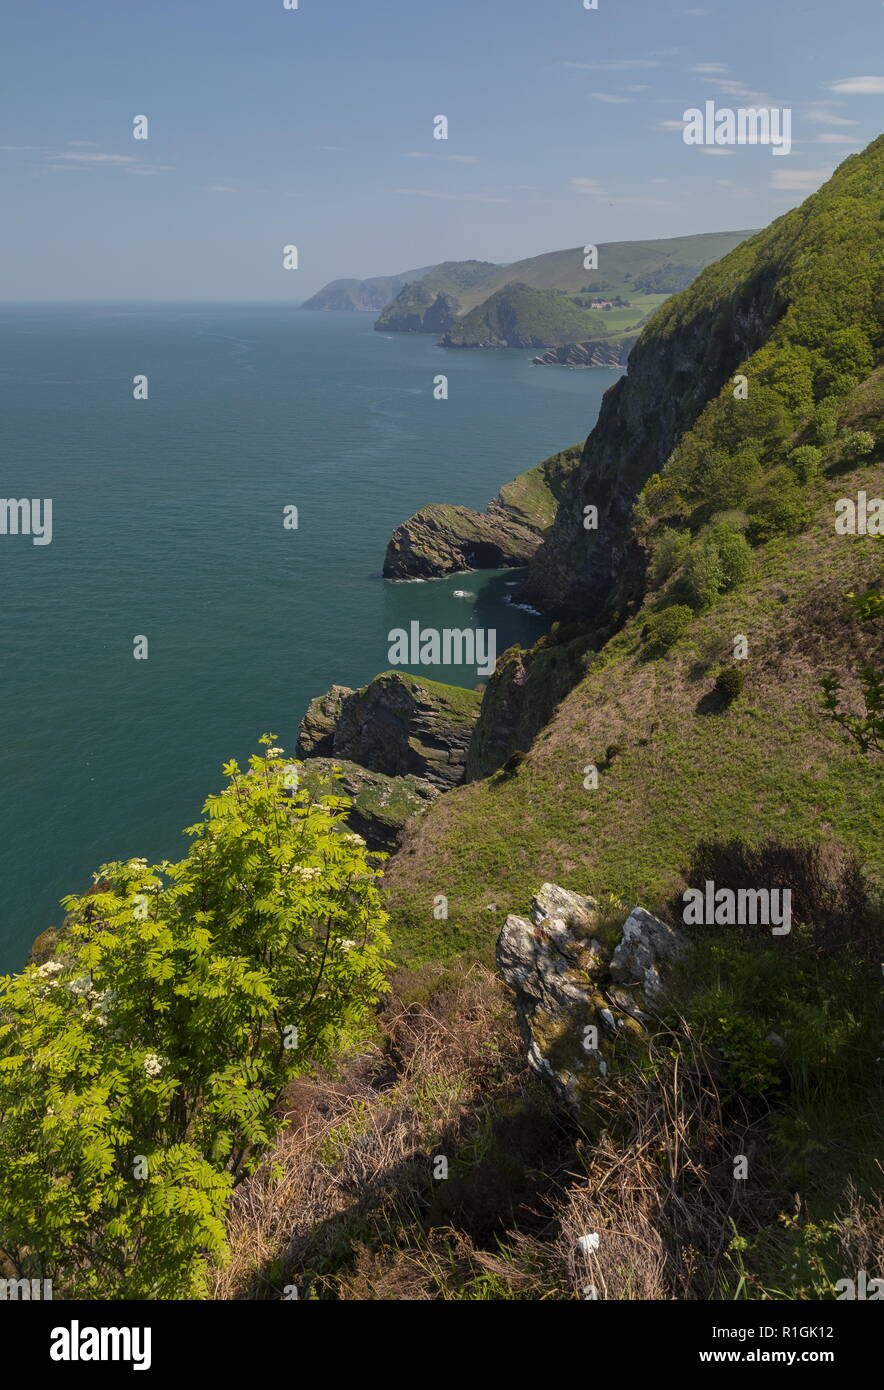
384;453;883;964
374;229;757;334
441;283;667;348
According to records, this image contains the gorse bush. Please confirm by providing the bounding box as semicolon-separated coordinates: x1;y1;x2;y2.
787;445;824;484
0;738;391;1298
643;604;693;656
714;666;745;704
842;430;875;462
679;836;870;957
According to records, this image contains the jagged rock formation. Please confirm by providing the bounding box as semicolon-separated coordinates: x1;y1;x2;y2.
464;628;589;780
532;337;636;368
383;445;581;580
297;684;351;757
497;883;685;1111
383;504;539;579
297;670;482;791
297;758;438;853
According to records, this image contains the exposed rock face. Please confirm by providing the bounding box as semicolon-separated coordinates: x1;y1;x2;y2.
521;233;779;618
532;337;635;368
383;445;581;581
464;629;588;780
297;757;438;853
384;503;541;580
297;684;352;757
297;670;482;791
497;883;685;1111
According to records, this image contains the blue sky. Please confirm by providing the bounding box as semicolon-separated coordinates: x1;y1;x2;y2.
1;0;882;299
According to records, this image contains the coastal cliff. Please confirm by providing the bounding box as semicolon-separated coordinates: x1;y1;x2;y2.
383;445;581;580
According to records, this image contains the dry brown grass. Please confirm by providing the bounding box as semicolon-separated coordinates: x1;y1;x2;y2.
211;956;780;1301
210;963;548;1300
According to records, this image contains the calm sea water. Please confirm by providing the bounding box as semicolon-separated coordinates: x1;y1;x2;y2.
0;304;620;971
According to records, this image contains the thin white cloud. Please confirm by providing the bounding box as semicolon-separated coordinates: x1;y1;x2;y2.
625;84;651;92
54;152;136;164
204;184;237;193
815;133;860;145
570;176;673;205
770;166;833;191
804;106;858;126
692;63;728;74
699;148;735;156
395;187;507;203
67;140;100;148
404;151;479;163
592;93;631;104
563;59;660;71
827;76;884;95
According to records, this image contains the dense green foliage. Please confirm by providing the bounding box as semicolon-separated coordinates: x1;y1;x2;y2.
633;139;884;645
0;740;391;1297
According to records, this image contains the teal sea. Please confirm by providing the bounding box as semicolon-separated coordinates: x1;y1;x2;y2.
0;304;620;971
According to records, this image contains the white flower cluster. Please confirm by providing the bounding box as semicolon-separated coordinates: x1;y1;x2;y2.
293;866;321;881
266;747;285;758
36;959;63;978
143;1053;164;1078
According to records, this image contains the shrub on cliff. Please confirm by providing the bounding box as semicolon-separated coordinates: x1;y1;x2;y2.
643;604;693;656
0;738;391;1298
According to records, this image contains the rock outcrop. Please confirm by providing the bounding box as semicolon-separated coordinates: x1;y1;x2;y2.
531;337;636;368
297;757;438;853
297;670;482;792
497;883;685;1111
383;445;581;580
383;502;541;580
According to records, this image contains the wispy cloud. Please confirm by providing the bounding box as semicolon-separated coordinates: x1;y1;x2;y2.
404;151;479;163
592;93;631;104
692;63;728;74
770;166;833;192
804;105;859;126
570;176;675;205
52;152;136;164
827;76;884;95
563;59;660;71
395;187;507;203
204;184;237;193
815;133;861;145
